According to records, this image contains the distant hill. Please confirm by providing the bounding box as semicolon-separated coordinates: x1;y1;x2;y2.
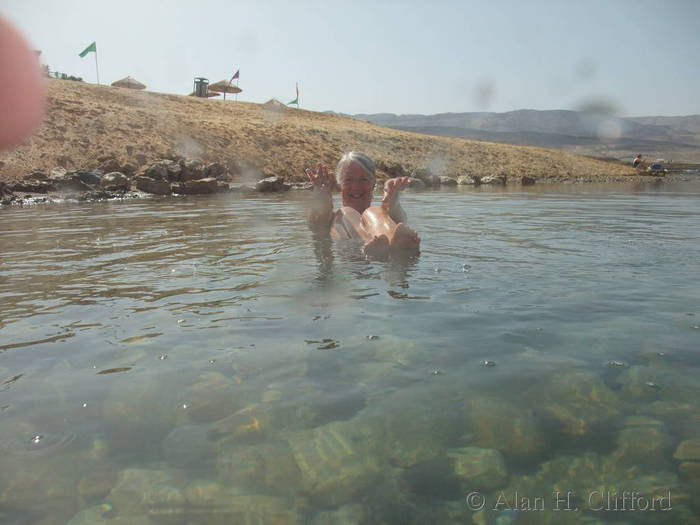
0;80;639;184
350;110;700;162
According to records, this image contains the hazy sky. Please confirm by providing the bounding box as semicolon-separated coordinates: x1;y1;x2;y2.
3;0;699;116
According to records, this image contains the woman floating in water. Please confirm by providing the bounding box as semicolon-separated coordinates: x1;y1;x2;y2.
306;152;421;259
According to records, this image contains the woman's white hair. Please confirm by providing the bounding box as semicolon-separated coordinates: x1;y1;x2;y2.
336;151;376;181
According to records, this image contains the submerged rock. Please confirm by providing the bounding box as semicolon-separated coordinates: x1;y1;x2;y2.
310;503;369;525
106;469;184;520
162;424;215;469
447;446;507;489
66;504;152;525
465;397;545;459
181;372;241;424
216;441;301;496
504;451;682;515
287;419;383;506
526;370;619;435
612;424;673;469
673;439;700;461
77;471;119;504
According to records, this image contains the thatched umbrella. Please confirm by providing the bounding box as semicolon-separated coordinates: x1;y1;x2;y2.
111;76;146;90
208;79;242;100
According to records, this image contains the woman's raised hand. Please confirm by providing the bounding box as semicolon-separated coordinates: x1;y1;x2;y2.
305;163;338;194
382;176;410;210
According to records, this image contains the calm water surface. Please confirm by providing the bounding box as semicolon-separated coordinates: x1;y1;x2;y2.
1;183;699;524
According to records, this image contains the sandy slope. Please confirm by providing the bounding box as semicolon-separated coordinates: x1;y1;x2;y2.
0;79;638;183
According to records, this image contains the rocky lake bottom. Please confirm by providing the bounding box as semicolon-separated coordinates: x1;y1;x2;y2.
1;182;699;525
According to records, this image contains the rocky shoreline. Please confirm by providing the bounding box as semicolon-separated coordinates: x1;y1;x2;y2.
1;155;683;209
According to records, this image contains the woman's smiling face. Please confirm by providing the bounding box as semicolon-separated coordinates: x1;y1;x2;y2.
338;161;375;213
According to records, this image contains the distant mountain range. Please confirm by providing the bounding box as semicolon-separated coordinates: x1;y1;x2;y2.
346;110;700;162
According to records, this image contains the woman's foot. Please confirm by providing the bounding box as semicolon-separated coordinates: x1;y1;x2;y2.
390;223;421;254
362;234;391;260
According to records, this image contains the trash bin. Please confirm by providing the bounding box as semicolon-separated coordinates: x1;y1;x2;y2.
193;77;209;97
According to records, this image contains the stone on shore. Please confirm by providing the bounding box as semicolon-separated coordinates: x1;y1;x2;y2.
9;180;55;193
53;177;94;192
256;176;290;192
101;172;130;191
181;177;223;194
23;171;49;181
73;169;103;185
458;174;481;185
205;162;226;179
480;174;507;185
134;175;172;195
407;177;426;189
180;159;205;182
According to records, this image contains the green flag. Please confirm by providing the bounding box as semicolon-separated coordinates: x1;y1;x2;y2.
79;41;96;58
287;83;299;105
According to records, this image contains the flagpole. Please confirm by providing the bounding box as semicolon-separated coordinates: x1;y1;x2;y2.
94;48;100;85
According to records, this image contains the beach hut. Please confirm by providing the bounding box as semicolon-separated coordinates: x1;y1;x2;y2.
263;98;287;111
111;76;146;90
208;79;242;100
188;91;220;97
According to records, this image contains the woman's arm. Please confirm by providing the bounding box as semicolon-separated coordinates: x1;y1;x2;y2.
305;163;338;231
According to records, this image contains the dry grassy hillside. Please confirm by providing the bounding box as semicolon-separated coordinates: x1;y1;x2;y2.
0;79;639;183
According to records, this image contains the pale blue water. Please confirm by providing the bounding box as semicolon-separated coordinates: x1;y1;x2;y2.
1;182;699;524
